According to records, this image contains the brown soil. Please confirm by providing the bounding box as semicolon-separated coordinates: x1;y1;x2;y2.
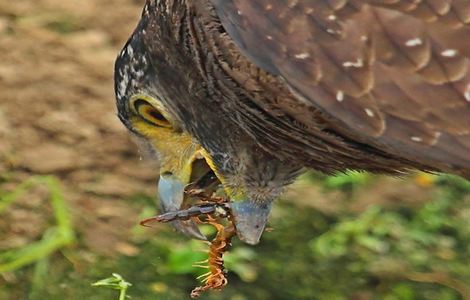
0;0;157;256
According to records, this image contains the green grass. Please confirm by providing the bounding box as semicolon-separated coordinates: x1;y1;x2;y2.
0;176;75;273
0;173;469;299
92;273;132;300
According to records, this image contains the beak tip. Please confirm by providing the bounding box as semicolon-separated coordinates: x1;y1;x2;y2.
171;220;208;241
230;201;272;245
238;232;263;245
157;175;207;241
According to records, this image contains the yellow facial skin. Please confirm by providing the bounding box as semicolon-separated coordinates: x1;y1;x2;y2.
128;94;269;245
129;94;239;202
199;148;243;200
129;94;203;184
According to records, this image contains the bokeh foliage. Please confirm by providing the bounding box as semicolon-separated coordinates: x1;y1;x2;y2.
0;173;469;300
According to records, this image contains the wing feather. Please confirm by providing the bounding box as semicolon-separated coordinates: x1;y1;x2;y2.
210;0;470;172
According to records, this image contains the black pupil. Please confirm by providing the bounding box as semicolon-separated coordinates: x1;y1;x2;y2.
148;109;166;122
134;99;168;124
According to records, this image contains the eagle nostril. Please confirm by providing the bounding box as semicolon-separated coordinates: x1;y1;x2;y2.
161;171;173;177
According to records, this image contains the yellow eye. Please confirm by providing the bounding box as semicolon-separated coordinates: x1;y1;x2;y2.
133;99;172;128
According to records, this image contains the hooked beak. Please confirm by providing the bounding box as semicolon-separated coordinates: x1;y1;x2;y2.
230;200;272;245
157;174;207;241
156;150;271;245
156;148;222;241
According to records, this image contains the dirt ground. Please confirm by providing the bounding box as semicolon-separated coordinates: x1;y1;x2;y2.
0;0;158;256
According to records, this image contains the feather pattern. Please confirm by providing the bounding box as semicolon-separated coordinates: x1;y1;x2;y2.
207;0;470;177
119;0;470;178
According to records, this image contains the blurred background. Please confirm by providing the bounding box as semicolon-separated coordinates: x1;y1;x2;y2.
0;1;469;299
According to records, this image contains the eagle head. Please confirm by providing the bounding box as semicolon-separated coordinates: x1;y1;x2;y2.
114;7;301;244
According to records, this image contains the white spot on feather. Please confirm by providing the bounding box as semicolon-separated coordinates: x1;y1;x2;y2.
411;136;423;142
266;35;273;40
364;108;374;117
405;38;422;47
431;131;442;145
328;15;337;20
237;10;242;15
326;28;336;34
441;49;457;57
294;52;310;59
126;44;134;57
343;58;364;68
120;48;126;57
117;69;129;99
336;90;344;102
464;84;470;102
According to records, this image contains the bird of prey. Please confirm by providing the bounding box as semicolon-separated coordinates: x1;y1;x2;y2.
115;0;470;245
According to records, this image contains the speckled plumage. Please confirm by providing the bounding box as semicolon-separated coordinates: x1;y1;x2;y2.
116;0;470;181
209;0;470;179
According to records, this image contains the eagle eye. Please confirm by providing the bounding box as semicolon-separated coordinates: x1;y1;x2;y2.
133;99;172;128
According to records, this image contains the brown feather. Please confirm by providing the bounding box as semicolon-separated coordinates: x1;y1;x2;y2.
207;0;470;178
119;0;470;179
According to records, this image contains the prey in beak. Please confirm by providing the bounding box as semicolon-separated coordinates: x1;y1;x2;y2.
156;151;221;241
157;173;208;240
145;146;272;245
119;94;275;245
